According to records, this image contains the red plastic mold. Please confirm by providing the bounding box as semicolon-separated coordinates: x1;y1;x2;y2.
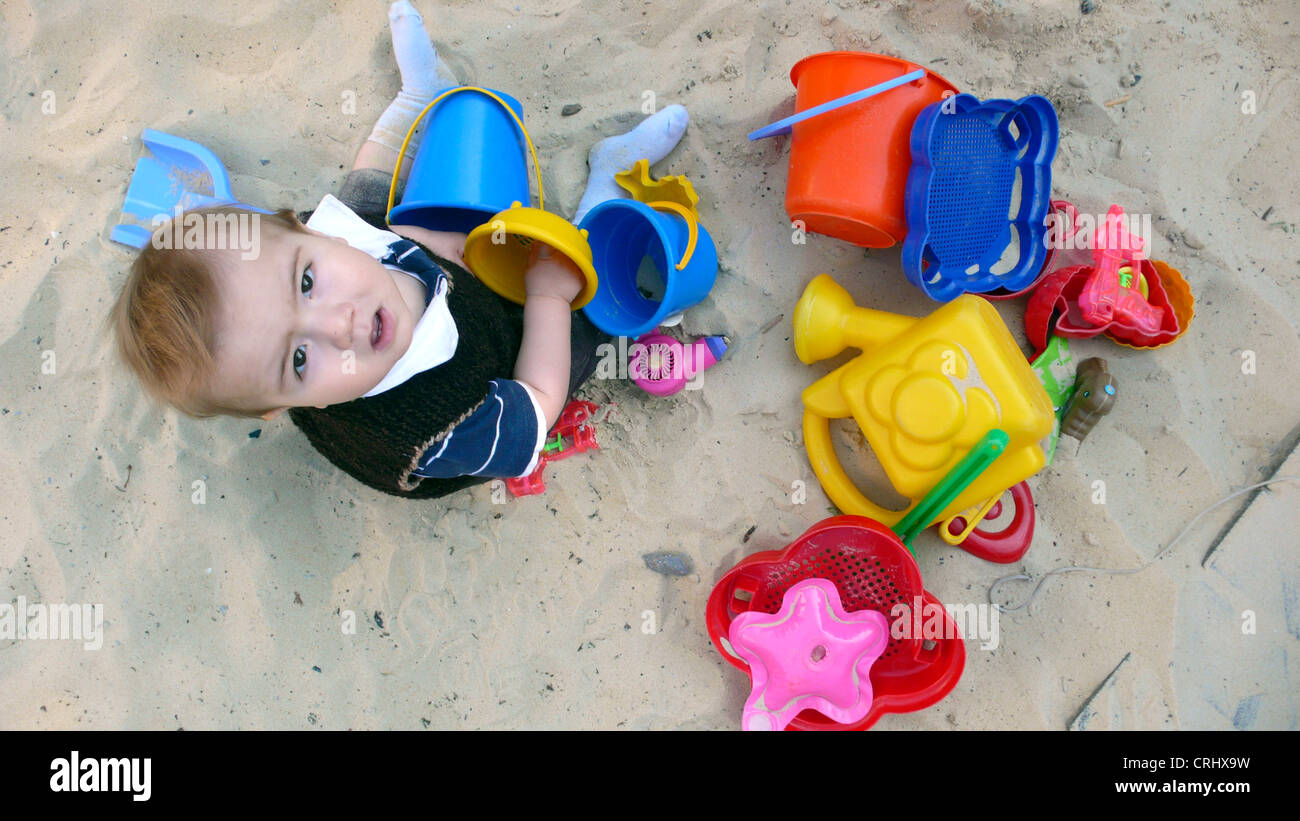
505;468;548;497
1025;257;1182;354
706;516;966;730
942;481;1035;563
505;400;601;497
546;401;599;459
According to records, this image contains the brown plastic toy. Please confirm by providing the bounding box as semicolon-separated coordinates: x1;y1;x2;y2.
1060;358;1117;442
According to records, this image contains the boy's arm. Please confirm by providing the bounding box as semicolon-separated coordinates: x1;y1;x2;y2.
513;245;585;431
388;223;467;268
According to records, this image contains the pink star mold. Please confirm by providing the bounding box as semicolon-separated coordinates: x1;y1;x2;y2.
729;579;889;731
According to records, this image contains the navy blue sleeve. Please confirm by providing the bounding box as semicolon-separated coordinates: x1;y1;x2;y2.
410;379;547;480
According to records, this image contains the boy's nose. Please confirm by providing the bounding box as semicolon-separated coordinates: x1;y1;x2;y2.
327;303;355;349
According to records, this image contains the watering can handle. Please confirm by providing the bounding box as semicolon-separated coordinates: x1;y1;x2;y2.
802;409;911;529
645;200;699;271
384;86;546;224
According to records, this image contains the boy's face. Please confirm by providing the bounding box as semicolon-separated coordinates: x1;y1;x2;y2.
206;224;424;416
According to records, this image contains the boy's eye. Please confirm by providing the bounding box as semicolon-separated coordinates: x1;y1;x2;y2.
293;345;308;379
300;266;314;294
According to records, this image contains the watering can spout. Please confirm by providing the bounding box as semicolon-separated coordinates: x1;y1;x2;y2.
794;274;915;364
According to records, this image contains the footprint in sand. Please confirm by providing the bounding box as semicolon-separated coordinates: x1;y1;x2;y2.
396;591;442;660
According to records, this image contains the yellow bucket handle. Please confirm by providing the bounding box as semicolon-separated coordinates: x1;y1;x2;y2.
384;86;546;225
645;200;698;271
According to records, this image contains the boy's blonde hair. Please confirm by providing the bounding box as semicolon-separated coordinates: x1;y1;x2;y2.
110;207;307;418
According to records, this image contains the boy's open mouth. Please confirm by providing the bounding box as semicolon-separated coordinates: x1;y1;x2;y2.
371;307;394;352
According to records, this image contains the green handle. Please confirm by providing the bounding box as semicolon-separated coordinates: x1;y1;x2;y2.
892;429;1009;552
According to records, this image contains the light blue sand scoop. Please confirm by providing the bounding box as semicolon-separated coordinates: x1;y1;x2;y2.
111;129;269;249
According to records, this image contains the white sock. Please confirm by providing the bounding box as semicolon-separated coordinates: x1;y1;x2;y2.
573;104;690;223
368;0;459;156
388;0;457;97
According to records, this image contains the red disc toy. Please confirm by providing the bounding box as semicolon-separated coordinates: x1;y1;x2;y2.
706;516;965;730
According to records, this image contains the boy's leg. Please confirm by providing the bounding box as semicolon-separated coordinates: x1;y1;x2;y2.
572;105;690;223
353;0;459;179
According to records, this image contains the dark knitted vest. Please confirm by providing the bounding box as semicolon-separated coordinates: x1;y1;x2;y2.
288;213;524;499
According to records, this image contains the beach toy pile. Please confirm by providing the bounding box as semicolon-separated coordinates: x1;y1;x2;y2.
706;50;1197;730
1023;204;1195;354
794;274;1052;562
378;88;721;342
390;89;725;404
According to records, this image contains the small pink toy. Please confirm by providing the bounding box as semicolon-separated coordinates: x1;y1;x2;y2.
727;578;890;731
628;330;727;396
1077;204;1165;334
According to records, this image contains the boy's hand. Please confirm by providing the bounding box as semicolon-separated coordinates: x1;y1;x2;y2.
389;224;468;266
525;243;585;304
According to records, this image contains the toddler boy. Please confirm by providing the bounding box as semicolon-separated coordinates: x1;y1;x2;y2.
111;1;689;498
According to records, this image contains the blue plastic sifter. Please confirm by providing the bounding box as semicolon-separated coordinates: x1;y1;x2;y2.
901;93;1059;302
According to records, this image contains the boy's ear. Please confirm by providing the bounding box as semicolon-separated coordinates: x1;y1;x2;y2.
261;407;288;421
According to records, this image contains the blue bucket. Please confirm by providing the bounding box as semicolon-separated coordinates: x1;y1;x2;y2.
578;199;718;338
388;88;531;234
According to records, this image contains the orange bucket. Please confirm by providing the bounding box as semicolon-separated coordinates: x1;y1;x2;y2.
786;52;958;248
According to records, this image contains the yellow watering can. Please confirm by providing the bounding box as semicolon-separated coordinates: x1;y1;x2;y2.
795;274;1055;539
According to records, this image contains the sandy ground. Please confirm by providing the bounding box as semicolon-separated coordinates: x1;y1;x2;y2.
0;0;1296;730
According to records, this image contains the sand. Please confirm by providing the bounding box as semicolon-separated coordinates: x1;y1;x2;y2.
0;0;1296;730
